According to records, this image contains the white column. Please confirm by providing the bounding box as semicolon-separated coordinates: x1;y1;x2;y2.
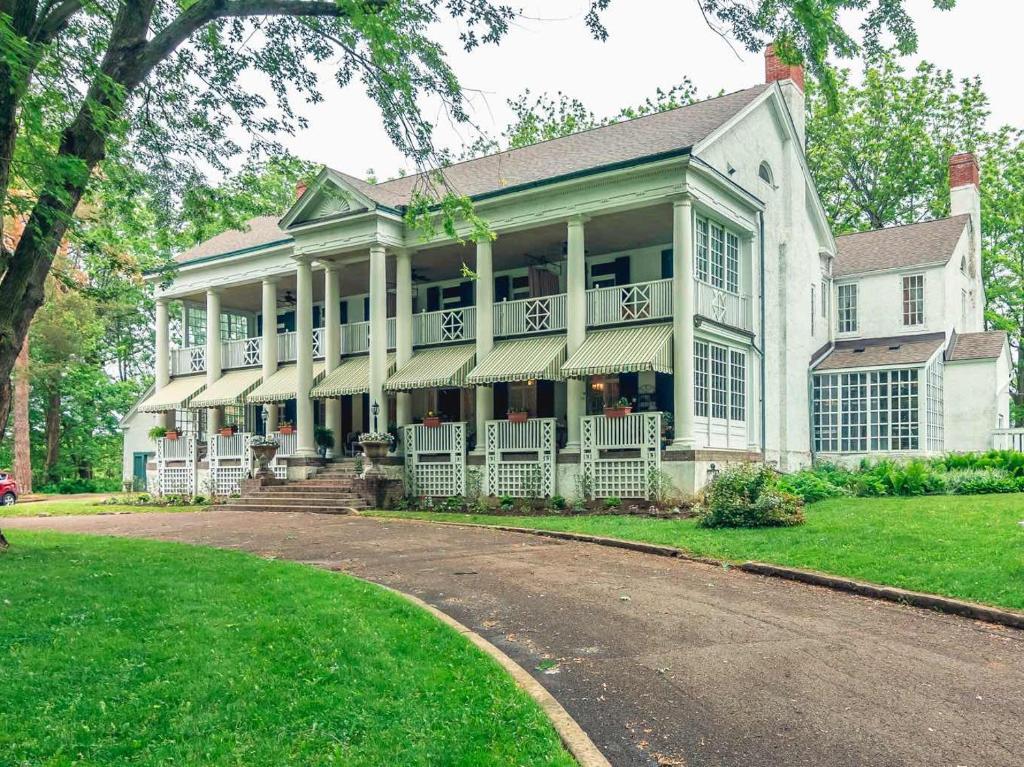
294;258;317;457
323;264;342;453
261;278;279;433
671;197;696;449
395;249;414;428
368;244;388;432
565;216;587;451
155;298;174;429
474;237;495;451
205;289;223;433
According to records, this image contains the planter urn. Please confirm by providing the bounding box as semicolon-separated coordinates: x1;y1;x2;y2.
251;444;279;480
359;438;391;478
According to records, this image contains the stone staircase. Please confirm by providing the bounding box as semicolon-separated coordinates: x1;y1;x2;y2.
218;460;368;514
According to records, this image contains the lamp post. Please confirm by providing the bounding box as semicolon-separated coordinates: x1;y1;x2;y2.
261;406;268;436
371;400;380;434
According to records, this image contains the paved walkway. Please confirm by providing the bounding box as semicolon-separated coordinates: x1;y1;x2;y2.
7;511;1023;766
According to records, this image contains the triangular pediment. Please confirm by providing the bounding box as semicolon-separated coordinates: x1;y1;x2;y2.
280;167;376;229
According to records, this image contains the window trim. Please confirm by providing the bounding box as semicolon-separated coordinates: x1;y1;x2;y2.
695;215;741;296
836;282;858;334
901;273;925;327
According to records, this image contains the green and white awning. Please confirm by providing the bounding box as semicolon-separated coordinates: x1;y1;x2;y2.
190;368;263;409
247;362;326;404
561;324;673;378
137;375;206;413
384;344;476;391
466;336;567;385
311;354;397;398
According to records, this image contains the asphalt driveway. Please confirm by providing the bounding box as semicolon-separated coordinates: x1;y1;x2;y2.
5;510;1022;766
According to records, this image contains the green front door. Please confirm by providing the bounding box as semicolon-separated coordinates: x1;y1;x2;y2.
132;452;152;490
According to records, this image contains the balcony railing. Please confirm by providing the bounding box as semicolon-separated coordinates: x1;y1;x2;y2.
587;279;673;327
223;337;261;369
277;331;297;363
992;428;1024;451
171;346;206;376
414;306;476;346
494;294;567;337
694;280;754;331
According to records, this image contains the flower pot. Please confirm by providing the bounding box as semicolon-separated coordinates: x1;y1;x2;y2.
219;427;236;438
603;406;632;419
278;425;294;435
359;438;391;478
250;443;279;480
507;411;529;424
423;416;442;428
165;431;179;441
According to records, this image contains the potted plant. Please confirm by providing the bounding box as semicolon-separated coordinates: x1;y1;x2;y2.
278;419;294;435
165;428;180;440
358;431;394;477
603;397;633;419
249;435;280;480
219;423;238;438
507;408;529;424
148;425;167;441
314;426;335;458
422;409;442;428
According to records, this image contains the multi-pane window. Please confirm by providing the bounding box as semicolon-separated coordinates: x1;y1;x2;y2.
695;217;740;295
694;340;709;417
696;219;710;283
926;360;944;451
221;313;249;341
187;306;207;346
813;367;927;452
902;274;924;326
837;283;858;333
694;340;746;423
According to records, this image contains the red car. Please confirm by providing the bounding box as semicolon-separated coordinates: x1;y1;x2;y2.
0;472;18;505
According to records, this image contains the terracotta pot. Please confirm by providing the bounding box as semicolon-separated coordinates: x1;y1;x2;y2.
603;406;632;419
423;416;442;428
507;411;529;423
278;425;294;435
165;431;179;440
219;427;236;437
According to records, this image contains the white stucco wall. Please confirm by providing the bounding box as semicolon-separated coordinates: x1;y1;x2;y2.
835;261;952;342
944;348;1012;452
121;409;159;486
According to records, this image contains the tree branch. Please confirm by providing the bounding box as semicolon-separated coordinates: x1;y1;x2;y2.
33;0;85;43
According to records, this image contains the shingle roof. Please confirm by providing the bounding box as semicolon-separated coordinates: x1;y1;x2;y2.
813;333;946;371
176;215;290;264
833;215;970;277
173;85;768;265
946;331;1007;361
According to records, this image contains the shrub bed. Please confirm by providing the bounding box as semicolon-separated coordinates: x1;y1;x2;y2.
699;464;805;528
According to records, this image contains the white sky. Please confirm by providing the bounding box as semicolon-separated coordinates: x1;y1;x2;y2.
264;0;1023;181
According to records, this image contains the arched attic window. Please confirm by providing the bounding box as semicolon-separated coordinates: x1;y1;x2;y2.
758;161;774;185
960;254;968;275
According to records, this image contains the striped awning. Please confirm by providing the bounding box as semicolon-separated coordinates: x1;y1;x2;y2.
561;324;673;377
137;375;206;413
384;344;476;391
467;336;567;385
247;362;326;404
311;354;397;398
190;368;263;409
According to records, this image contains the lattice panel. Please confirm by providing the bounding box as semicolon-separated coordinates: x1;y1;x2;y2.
524;297;552;332
403;422;466;497
156;435;197;496
484;418;555;497
208;432;252;496
581;412;661;499
189;347;206;373
441;310;465;341
620;283;652;320
243;337;261;366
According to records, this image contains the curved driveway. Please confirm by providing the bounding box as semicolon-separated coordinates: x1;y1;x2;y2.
7;510;1023;766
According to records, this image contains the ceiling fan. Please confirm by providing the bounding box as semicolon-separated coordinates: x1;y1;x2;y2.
277;290;297;307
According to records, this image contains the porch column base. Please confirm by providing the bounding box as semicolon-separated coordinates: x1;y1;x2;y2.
667;438;697;451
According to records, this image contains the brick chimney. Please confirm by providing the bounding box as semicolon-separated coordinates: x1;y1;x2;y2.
949;152;982;328
295;180;308;199
764;45;805;144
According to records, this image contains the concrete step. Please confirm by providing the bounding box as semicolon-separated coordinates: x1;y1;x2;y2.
241;495;365;505
259;484;357;493
219;503;357;515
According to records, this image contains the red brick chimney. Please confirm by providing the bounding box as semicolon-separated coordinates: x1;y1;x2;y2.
764;45;804;91
949;152;979;190
295;180;308;199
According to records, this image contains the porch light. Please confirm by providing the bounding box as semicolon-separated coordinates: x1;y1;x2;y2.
706;463;720;484
371;400;380;432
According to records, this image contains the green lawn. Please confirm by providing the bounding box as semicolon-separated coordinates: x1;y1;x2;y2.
371;494;1024;611
0;496;203;517
0;532;574;766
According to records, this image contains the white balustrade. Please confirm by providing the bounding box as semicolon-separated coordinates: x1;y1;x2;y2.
580;412;662;499
992;428;1024;451
312;327;324;359
586;279;673;327
222;336;261;369
343;321;370;354
403;422;466;497
170;346;206;376
494;294;567;337
277;331;298;363
272;430;298;457
209;432;252;495
156;435;198;495
484;418;556;497
414;306;476;346
694;279;754;331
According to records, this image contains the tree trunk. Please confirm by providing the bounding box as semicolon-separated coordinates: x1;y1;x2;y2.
12;337;31;494
44;388;60;484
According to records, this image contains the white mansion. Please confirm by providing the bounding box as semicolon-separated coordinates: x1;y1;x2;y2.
122;48;1014;499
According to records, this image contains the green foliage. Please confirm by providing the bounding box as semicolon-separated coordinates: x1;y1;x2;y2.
314;426;334;450
603;496;622;510
939;450;1024;477
776;471;848;503
147;426;167;441
699;464;805;528
943;469;1022;495
36;478;121;494
550;495;567;510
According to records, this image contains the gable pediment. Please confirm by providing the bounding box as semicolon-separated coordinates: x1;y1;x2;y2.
280;168;375;229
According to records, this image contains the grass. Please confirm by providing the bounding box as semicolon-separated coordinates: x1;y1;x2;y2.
0;532;574;766
370;494;1024;611
0;496;204;518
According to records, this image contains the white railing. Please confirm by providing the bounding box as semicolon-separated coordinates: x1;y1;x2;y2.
171;346;206;376
403;422;466;497
273;430;298;457
580;412;662;499
156;435;198;496
414;306;476;346
586;279;673;327
159;435;194;460
694;280;754;331
277;331;297;363
312;327;323;359
484;418;556;498
209;432;252;495
992;428;1024;451
223;336;261;369
343;321;369;354
214;433;248;457
387;316;396;350
494;294;567;337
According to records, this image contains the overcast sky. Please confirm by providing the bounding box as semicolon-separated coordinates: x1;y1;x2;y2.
262;0;1022;181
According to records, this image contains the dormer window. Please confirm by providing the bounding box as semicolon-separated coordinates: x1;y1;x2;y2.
758;161;774;185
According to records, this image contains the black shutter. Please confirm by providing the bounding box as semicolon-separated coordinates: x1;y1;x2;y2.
661;248;673;279
493;382;509;420
312;305;321;328
363;297;370;321
426;286;441;312
279;310;296;332
340;301;348;325
494;275;511;302
536;381;555;418
614;256;631;286
459;280;474;308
